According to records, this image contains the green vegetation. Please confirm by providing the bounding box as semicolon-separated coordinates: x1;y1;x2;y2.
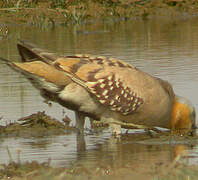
0;0;198;26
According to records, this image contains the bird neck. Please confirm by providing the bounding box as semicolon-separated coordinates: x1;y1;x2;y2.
170;97;192;133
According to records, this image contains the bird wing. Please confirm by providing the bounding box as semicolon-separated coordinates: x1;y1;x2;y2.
2;40;144;115
54;55;144;115
15;41;92;86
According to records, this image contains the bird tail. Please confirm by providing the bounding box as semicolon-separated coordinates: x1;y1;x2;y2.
16;41;93;90
0;56;38;79
0;56;63;94
17;40;58;64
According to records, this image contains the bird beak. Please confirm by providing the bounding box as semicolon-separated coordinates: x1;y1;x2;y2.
189;110;196;136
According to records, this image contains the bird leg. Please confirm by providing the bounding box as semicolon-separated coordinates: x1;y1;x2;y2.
75;111;85;134
92;118;163;135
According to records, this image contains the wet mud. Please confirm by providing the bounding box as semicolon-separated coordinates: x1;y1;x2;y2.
0;111;75;138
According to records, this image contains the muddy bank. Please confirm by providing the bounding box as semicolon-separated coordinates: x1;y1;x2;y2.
0;111;75;137
0;0;198;26
0;111;108;137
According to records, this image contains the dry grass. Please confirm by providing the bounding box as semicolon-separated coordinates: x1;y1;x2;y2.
0;157;198;180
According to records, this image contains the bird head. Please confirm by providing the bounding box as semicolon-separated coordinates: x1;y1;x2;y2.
170;95;196;135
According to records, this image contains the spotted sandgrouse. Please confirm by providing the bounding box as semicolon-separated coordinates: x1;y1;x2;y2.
0;40;196;135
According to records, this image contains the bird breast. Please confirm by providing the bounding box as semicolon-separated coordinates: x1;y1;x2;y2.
58;82;106;116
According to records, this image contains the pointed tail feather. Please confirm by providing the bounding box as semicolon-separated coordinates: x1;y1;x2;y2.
0;56;62;94
0;56;34;76
17;40;58;64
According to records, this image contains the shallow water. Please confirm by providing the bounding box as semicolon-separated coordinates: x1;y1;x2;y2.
0;17;198;168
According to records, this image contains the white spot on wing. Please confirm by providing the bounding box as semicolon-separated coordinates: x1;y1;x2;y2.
108;81;113;86
100;83;105;88
132;107;136;111
85;72;143;115
89;88;96;93
108;76;113;81
115;81;119;88
87;81;98;87
99;99;106;104
103;90;108;96
104;95;108;99
138;101;142;105
117;107;122;111
111;107;117;111
98;79;105;83
110;100;114;105
96;94;101;98
110;86;114;90
115;95;119;100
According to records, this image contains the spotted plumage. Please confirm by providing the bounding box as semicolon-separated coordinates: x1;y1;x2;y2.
66;54;134;70
85;74;143;115
46;54;143;115
16;44;143;116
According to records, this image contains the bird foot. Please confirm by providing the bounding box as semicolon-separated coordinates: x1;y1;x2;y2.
110;121;163;134
43;100;52;107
